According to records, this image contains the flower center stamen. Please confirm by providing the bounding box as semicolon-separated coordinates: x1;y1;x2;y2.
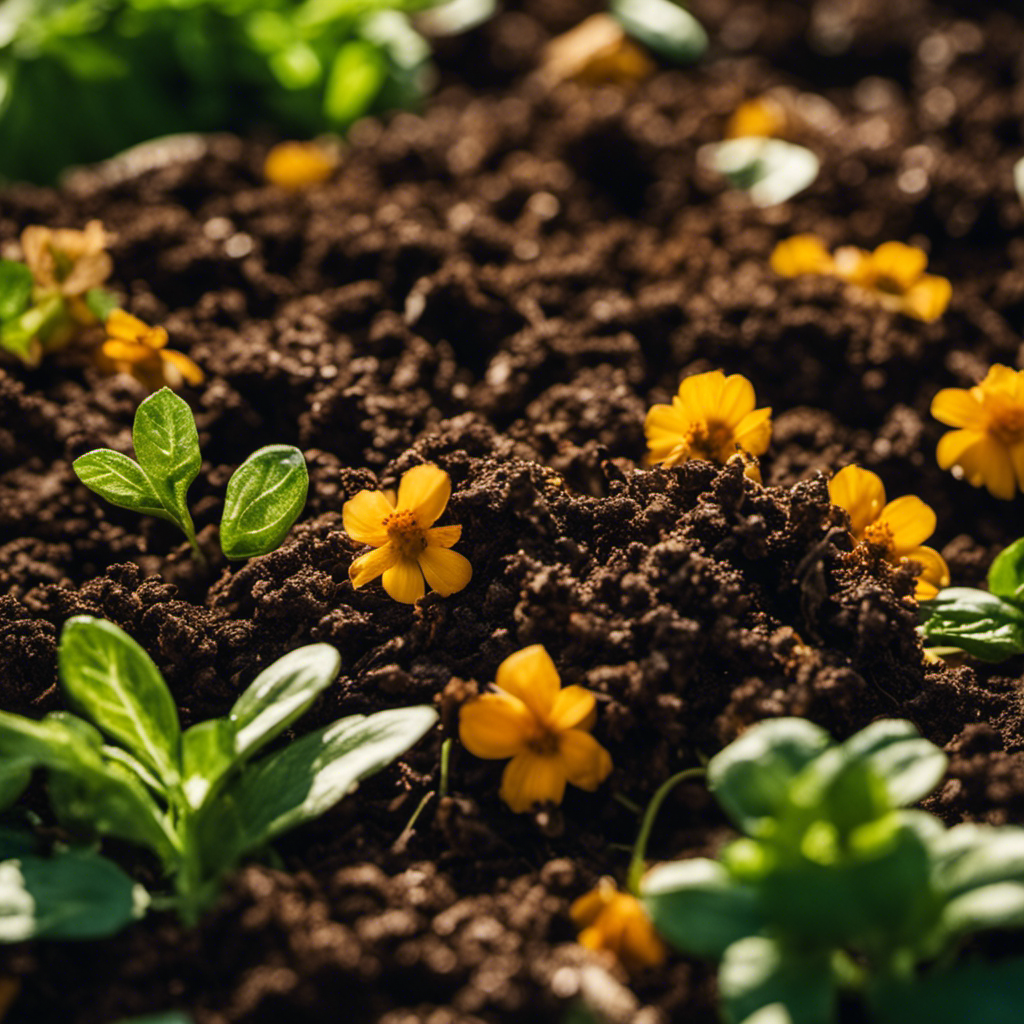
527;728;560;756
861;520;896;555
873;274;907;296
684;419;734;461
384;509;427;560
990;407;1024;446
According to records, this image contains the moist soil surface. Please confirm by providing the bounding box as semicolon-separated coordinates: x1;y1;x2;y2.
4;0;1024;1021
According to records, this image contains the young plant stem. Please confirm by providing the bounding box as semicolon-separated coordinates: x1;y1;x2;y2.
439;738;452;799
627;766;706;896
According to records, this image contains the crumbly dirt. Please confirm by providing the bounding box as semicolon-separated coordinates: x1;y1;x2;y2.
4;0;1024;1021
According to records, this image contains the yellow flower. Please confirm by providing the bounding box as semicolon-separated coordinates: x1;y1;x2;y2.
97;310;205;392
644;370;772;474
833;241;951;322
344;464;472;604
770;234;835;278
542;14;656;86
726;95;788;139
459;645;613;813
21;220;112;302
264;141;338;189
828;465;949;600
931;365;1024;500
570;877;667;972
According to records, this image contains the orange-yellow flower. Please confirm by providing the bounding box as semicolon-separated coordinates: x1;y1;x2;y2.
264;141;338;189
21;220;112;302
833;241;951;322
459;645;612;813
570;877;667;971
726;95;788;139
644;370;772;475
97;310;204;392
829;465;949;600
541;14;655;86
344;464;472;604
931;365;1024;501
770;234;835;278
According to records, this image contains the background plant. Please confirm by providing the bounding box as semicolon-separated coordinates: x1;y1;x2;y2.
642;717;1024;1024
0;616;438;927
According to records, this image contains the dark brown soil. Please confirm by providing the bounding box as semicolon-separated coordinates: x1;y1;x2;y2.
4;0;1024;1021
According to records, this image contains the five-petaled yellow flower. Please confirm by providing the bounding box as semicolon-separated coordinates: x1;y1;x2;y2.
264;141;338;189
931;364;1024;500
770;234;835;278
570;877;667;972
645;370;772;476
459;645;613;813
97;311;204;392
344;464;472;604
829;465;949;600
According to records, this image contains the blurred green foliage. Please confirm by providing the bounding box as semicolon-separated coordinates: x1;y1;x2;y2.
0;0;441;183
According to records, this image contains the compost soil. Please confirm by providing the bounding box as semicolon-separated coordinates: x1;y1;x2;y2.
4;0;1024;1020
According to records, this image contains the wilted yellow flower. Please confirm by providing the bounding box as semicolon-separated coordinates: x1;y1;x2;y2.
770;234;835;278
645;370;772;475
833;241;951;322
21;220;112;303
542;14;655;86
829;465;949;599
726;95;788;139
571;877;667;971
459;645;612;813
931;365;1024;500
97;310;204;392
344;464;472;604
264;141;338;189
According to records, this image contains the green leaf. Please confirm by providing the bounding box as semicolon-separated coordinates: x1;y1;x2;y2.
85;288;120;324
181;719;235;810
0;849;147;942
839;720;947;808
131;388;202;548
701;138;820;208
0;759;30;811
229;644;341;761
0;260;33;321
610;0;707;64
940;882;1024;937
58;616;181;789
921;588;1024;661
72;449;175;523
988;538;1024;604
641;858;765;958
708;718;832;835
220;444;309;560
719;937;835;1024
932;825;1024;897
195;705;437;877
324;39;388;124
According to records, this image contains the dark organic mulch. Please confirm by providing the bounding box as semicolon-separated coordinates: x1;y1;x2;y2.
4;0;1024;1021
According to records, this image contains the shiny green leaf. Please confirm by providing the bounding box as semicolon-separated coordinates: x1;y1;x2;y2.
610;0;707;64
0;260;33;320
921;588;1024;661
987;538;1024;604
72;449;173;523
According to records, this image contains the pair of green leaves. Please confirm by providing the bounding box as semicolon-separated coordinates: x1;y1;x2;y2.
0;616;437;931
609;0;707;65
921;537;1024;661
642;718;1024;1024
73;387;308;561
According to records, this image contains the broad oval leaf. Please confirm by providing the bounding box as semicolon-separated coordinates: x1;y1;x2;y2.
0;850;147;943
181;719;235;810
921;587;1024;662
940;882;1024;938
324;40;388;124
196;705;437;877
987;537;1024;604
932;824;1024;897
700;138;820;208
839;720;947;808
58;616;181;788
229;644;341;762
610;0;707;64
0;260;33;321
72;449;171;521
220;445;309;560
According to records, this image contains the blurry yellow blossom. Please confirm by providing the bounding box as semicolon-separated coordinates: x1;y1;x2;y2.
344;464;472;604
770;234;835;278
264;141;338;189
829;465;949;599
833;241;951;322
96;310;204;392
542;14;656;86
571;877;667;971
726;95;788;139
21;220;112;307
459;645;612;813
645;369;771;477
931;365;1024;500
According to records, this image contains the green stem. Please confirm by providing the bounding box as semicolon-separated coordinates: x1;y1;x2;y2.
612;792;643;816
627;767;706;896
439;738;452;799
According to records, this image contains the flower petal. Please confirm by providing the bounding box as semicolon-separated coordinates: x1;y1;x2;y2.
936;428;984;470
419;546;472;597
955;434;1017;500
382;557;426;603
343;489;394;546
879;495;936;554
901;275;951;322
548;685;597;732
500;751;566;813
161;349;204;387
678;370;725;421
717;374;756;427
733;406;773;456
425;524;462;548
1012;442;1024;493
349;543;399;588
570;879;615;927
559;729;613;791
769;235;833;278
106;310;148;342
459;693;535;759
901;546;950;600
495;645;561;720
645;402;688;443
397;464;451;526
829;466;886;537
931;389;985;430
871;242;928;291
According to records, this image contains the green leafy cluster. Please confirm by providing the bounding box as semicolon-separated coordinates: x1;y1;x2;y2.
0;616;437;930
642;718;1024;1024
0;0;446;184
73;387;309;561
921;536;1024;661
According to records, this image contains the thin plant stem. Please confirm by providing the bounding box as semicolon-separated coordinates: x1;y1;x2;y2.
627;766;706;896
613;792;643;816
439;738;452;798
